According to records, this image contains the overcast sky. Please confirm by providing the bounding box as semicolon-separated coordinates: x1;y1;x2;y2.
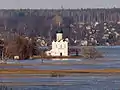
0;0;120;9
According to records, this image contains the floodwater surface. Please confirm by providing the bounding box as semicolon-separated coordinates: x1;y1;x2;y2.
0;46;120;90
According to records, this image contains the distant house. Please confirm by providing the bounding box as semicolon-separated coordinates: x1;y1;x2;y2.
46;29;68;56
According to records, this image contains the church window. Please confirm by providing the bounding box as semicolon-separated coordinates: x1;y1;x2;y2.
64;44;66;48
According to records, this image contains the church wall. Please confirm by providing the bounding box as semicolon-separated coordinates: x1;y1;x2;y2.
51;41;68;56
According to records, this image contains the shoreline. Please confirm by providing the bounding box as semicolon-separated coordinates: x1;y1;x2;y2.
32;55;83;59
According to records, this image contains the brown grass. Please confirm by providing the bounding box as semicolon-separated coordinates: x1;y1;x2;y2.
1;69;120;74
0;82;72;86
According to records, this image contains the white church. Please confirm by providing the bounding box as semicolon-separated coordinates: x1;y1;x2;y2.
46;29;68;56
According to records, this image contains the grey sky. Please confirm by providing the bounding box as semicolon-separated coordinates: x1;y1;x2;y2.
0;0;120;9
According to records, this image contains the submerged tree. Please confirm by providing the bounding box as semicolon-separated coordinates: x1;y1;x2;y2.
81;46;103;60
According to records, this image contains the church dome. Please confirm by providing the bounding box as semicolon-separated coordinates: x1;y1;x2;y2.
56;29;63;33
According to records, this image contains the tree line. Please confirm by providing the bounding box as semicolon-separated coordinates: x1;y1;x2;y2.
0;8;120;22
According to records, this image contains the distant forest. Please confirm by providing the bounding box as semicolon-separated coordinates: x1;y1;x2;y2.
0;8;120;22
0;8;120;41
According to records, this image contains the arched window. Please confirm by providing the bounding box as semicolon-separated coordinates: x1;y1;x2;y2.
64;44;66;48
60;44;62;48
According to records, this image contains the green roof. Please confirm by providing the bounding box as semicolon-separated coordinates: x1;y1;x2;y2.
56;29;63;33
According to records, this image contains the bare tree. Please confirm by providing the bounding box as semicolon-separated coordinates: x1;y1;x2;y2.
81;46;103;60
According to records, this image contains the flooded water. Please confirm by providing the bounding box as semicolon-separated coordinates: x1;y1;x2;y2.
1;74;120;90
0;46;120;90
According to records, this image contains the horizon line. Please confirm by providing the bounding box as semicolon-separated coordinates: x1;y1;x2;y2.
0;7;119;10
